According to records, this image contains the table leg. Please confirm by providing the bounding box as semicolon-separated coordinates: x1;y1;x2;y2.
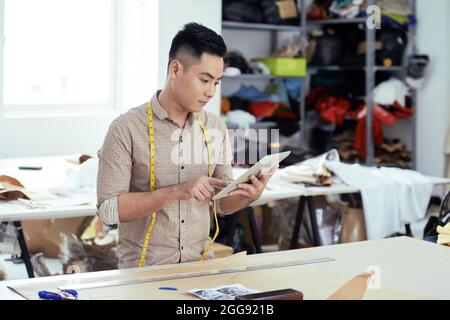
306;197;321;246
246;207;262;254
290;196;306;249
13;221;35;278
405;223;412;237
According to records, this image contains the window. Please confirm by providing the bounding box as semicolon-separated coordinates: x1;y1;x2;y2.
1;0;117;113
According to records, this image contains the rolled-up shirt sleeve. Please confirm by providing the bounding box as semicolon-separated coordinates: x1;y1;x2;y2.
97;118;132;225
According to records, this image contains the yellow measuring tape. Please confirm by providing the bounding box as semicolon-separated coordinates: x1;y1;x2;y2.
138;102;219;267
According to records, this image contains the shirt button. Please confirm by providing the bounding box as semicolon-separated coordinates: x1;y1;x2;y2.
181;166;184;170
181;219;185;223
181;246;184;250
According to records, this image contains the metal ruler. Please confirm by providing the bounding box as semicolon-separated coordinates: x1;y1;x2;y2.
59;256;334;291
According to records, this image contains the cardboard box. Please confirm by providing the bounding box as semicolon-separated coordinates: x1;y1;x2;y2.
22;217;93;258
276;0;299;19
212;242;234;258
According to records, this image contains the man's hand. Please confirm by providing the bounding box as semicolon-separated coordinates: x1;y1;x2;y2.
177;176;227;202
228;165;278;202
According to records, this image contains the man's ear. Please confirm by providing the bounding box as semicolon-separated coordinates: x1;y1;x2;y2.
168;59;183;80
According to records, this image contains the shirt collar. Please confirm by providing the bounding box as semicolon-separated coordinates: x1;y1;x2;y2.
152;90;195;126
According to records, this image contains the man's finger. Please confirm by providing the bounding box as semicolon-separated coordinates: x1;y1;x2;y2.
208;177;228;187
259;174;271;185
250;175;262;188
199;186;212;199
229;189;253;198
194;190;205;201
237;183;257;195
203;182;215;193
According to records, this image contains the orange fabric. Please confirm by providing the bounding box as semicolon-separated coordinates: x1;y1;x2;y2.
221;96;231;114
249;101;282;117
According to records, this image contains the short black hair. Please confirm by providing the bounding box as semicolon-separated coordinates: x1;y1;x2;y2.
168;23;227;70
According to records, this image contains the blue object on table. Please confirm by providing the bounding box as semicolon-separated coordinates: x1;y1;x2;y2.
38;291;63;300
38;289;78;300
60;289;78;298
159;287;178;291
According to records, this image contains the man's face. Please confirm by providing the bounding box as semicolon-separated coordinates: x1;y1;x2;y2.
171;52;224;113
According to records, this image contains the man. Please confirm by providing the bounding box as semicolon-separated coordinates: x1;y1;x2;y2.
97;23;274;269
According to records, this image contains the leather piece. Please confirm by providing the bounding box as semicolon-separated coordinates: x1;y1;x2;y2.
235;288;303;300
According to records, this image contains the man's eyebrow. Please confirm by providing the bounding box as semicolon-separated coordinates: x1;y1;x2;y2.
200;72;223;80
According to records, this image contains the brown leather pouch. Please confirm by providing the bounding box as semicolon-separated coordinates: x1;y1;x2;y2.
235;289;303;300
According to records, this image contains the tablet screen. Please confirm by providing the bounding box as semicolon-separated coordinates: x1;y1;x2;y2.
213;151;291;200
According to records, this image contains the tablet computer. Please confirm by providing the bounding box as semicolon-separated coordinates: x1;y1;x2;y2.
213;151;291;200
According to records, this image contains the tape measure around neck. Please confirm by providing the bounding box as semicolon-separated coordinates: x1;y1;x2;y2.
138;101;219;267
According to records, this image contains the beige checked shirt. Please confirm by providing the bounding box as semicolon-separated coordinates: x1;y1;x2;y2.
97;91;233;269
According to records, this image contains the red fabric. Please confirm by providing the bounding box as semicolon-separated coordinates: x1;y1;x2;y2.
373;104;396;126
316;95;350;126
273;108;298;120
306;85;328;108
307;4;329;20
353;104;398;159
248;101;282;117
389;102;413;118
353;117;384;159
346;103;365;120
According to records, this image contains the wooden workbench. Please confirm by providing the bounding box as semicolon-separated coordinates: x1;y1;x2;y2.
1;237;449;300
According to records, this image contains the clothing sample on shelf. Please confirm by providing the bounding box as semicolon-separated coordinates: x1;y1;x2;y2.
224;51;253;74
406;55;430;89
329;0;363;19
374;78;409;108
223;67;241;77
231;84;273;102
325;161;433;240
376;0;412;16
223;110;256;130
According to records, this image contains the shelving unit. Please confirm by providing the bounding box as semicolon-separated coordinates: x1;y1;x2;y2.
221;0;416;168
305;0;417;168
222;0;308;143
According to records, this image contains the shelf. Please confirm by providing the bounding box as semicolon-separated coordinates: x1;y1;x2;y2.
223;19;367;31
222;21;302;32
374;66;406;72
226;121;279;130
308;65;405;72
306;17;367;26
223;74;304;80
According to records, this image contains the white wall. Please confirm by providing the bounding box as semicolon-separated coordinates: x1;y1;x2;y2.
0;1;157;159
416;0;450;177
0;0;222;159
